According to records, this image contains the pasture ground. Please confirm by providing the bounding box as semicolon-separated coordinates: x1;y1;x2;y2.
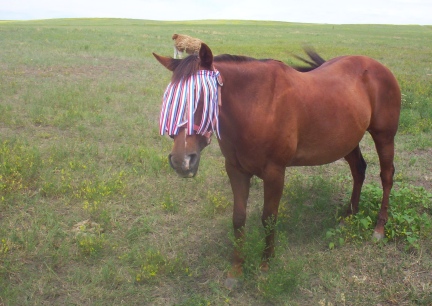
0;19;431;305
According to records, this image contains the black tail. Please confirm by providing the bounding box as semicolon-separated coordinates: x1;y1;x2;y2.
292;46;326;72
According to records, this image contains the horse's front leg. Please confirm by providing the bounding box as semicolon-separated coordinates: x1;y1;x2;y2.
225;161;252;281
260;165;285;272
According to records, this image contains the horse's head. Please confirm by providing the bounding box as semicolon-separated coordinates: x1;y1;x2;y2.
153;43;220;178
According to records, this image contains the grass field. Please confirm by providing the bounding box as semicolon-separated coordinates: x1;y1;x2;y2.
0;19;431;305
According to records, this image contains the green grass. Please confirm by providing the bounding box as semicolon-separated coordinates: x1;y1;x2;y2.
0;19;431;305
326;183;432;250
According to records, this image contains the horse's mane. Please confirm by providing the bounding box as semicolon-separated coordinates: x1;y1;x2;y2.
214;48;326;72
170;47;326;82
214;54;272;63
171;54;272;83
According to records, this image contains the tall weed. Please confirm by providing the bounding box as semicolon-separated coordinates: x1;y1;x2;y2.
326;183;432;250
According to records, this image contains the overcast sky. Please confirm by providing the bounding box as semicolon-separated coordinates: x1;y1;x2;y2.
1;0;431;25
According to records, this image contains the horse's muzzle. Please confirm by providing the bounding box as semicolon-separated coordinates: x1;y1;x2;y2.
168;153;200;178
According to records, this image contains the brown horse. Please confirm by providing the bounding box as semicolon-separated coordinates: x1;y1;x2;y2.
153;43;401;286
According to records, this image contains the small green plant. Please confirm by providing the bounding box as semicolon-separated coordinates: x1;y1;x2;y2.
76;233;105;256
0;140;40;199
229;220;304;300
262;227;304;300
257;258;303;299
73;220;105;257
0;238;10;255
135;250;166;282
133;249;188;283
229;225;265;278
207;191;230;215
326;183;432;250
161;193;178;213
75;171;126;205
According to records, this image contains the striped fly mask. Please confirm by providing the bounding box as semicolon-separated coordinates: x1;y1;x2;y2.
159;68;222;143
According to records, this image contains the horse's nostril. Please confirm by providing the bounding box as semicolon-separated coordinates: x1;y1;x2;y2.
189;153;198;167
168;154;175;169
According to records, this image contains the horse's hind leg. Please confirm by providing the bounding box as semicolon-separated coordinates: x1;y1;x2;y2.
369;131;396;239
344;145;367;216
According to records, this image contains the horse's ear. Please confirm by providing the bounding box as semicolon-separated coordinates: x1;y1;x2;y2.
153;53;176;71
199;43;213;70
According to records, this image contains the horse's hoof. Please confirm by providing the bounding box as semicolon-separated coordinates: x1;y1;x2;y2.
372;231;384;240
259;262;269;273
224;277;239;290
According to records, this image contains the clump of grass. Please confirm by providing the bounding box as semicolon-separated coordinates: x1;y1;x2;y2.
134;249;167;282
76;172;126;211
0;105;13;126
206;190;230;215
0;238;10;256
326;183;432;250
120;248;189;284
41;164;126;220
161;193;179;213
73;219;105;257
229;220;304;300
117;146;169;175
257;258;304;299
0;140;41;201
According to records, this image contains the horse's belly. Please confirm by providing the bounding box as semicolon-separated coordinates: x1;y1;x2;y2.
288;98;370;166
290;151;350;166
289;131;365;166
